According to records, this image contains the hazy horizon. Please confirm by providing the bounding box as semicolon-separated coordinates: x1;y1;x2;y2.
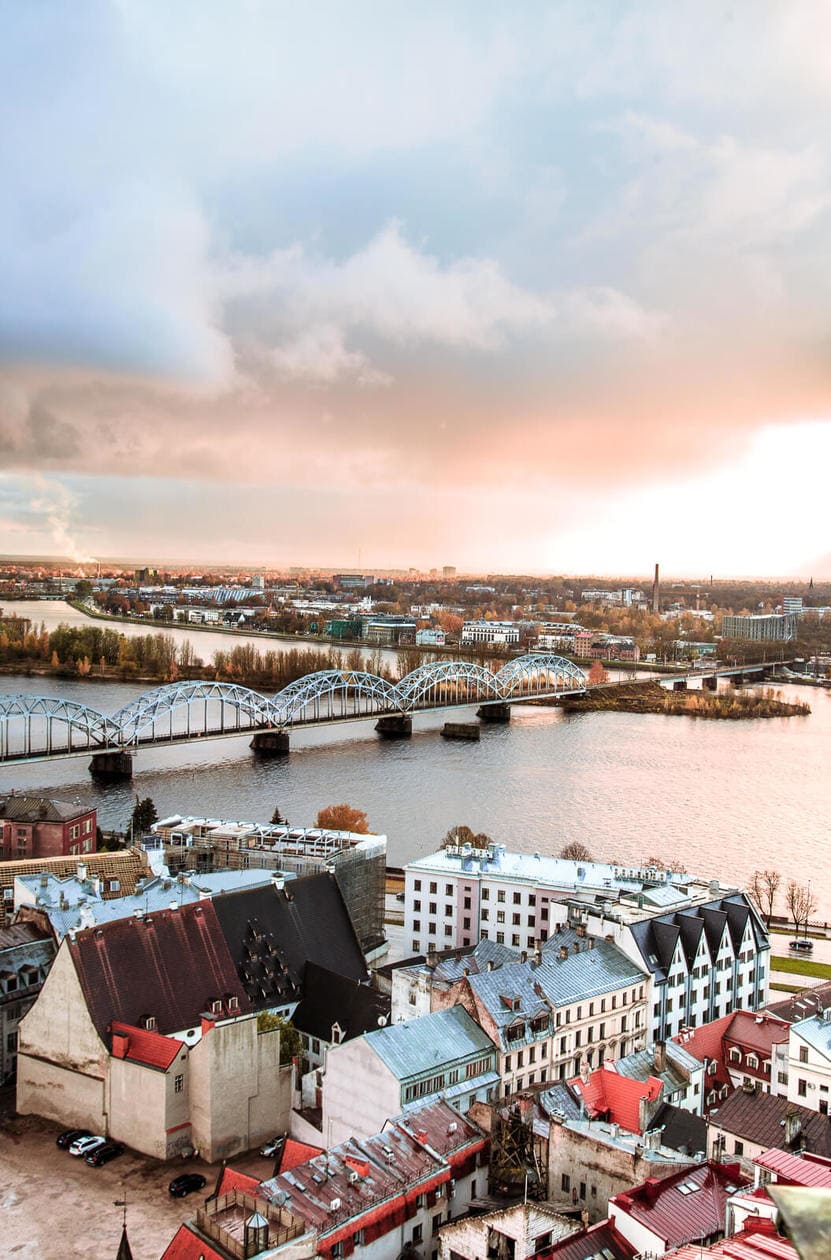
3;3;831;575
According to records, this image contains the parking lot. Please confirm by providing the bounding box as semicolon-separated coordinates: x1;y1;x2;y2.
1;1112;277;1259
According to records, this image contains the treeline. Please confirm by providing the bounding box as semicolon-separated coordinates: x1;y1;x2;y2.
0;611;204;680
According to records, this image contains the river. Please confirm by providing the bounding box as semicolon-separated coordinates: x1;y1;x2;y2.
0;603;828;918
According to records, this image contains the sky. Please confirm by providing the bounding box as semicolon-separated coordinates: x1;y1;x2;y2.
2;1;831;577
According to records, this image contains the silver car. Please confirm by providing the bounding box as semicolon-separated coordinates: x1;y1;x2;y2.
69;1135;107;1158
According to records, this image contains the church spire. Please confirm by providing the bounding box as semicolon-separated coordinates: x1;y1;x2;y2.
115;1224;134;1260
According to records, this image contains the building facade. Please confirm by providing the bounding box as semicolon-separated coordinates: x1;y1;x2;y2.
0;795;97;862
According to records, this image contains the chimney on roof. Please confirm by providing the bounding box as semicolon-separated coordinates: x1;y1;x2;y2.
654;1040;667;1073
426;948;439;969
534;947;543;968
39;872;48;888
487;960;494;971
77;861;87;883
784;1109;803;1147
559;945;568;962
572;942;580;955
588;938;595;950
520;950;528;964
576;923;586;938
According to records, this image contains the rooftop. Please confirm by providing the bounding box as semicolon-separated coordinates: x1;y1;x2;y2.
291;962;390;1043
367;1005;496;1080
0;794;93;823
611;1161;750;1248
765;983;831;1024
755;1148;831;1189
709;1090;831;1157
668;1219;798;1260
540;1220;636;1260
569;1066;663;1134
110;1021;184;1071
792;1013;831;1060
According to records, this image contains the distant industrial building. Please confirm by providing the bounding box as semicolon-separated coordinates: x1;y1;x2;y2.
721;613;799;641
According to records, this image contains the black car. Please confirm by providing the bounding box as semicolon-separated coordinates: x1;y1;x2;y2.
56;1129;92;1150
85;1141;125;1167
169;1173;207;1198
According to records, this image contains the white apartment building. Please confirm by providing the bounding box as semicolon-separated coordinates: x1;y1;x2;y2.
404;845;768;1048
460;620;521;646
787;1014;831;1113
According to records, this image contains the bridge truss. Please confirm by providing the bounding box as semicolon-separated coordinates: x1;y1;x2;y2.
0;653;587;764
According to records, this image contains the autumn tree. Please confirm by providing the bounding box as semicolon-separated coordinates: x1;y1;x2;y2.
786;880;817;937
587;660;608;685
559;841;594;862
315;803;369;834
748;869;782;927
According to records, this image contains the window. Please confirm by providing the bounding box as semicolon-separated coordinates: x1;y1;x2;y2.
822;1101;829;1116
413;940;420;952
497;890;506;903
579;1182;586;1200
446;884;453;896
429;902;437;915
482;909;489;921
409;993;417;1006
799;1046;809;1064
512;935;521;947
513;913;521;926
414;879;422;891
445;925;453;937
174;1074;184;1093
432;1214;442;1236
497;911;505;924
413;920;421;932
429;882;437;894
464;917;471;930
561;1173;571;1192
412;1226;423;1245
413;899;421;911
734;1140;744;1156
482;888;489;900
513;892;521;904
505;1054;512;1071
527;916;535;927
464;897;471;910
109;879;120;892
798;1079;807;1097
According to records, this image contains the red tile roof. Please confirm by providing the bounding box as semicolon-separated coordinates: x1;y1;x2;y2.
610;1161;750;1250
569;1065;663;1134
278;1138;325;1172
69;901;250;1040
541;1220;636;1260
724;1012;790;1056
215;1166;261;1196
110;1022;184;1071
160;1224;225;1260
755;1147;831;1188
668;1218;798;1260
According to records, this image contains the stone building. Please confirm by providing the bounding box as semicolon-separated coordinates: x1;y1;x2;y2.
0;920;55;1082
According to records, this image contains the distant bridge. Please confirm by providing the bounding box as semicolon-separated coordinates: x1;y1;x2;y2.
0;654;588;775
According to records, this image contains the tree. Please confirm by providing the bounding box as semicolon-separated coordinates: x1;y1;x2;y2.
587;660;608;685
786;880;817;937
442;824;477;848
315;803;369;834
559;841;594;862
257;1012;302;1065
129;795;158;839
271;805;287;825
748;869;782;927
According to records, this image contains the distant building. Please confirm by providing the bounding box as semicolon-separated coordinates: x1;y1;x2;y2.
333;574;372;590
0;795;97;862
323;1006;499;1145
416;627;446;647
461;620;521;646
443;566;457;579
782;597;804;616
721;613;799;641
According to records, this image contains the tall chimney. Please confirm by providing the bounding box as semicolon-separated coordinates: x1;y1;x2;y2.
652;563;660;615
654;1040;667;1073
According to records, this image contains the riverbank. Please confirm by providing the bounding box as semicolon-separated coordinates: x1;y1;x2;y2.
558;681;811;719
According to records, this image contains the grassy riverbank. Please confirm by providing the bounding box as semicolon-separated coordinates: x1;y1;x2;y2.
559;681;810;719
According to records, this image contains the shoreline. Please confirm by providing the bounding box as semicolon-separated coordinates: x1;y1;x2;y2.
558;680;810;719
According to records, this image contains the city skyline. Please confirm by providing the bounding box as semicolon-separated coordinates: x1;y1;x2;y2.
3;3;831;576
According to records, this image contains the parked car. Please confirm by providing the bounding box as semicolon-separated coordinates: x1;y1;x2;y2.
169;1173;207;1198
69;1135;107;1158
259;1137;284;1158
56;1129;92;1150
86;1141;125;1167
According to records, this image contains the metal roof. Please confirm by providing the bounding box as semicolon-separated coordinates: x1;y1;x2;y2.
367;1006;496;1080
791;1014;831;1061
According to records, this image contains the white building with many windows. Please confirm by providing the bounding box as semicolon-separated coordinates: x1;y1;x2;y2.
460;620;521;646
786;1013;831;1112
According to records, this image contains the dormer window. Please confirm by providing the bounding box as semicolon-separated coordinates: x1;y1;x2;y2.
144;1015;156;1031
729;1048;742;1063
227;996;239;1012
210;999;223;1015
747;1053;758;1069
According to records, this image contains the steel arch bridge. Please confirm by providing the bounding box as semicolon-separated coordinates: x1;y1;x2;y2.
0;653;587;765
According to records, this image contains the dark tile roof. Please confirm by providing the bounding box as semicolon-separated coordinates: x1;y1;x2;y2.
648;1101;707;1157
708;1088;831;1156
766;983;831;1024
611;1161;750;1250
69;901;249;1040
0;794;91;823
629;893;767;980
211;874;367;1009
291;962;390;1043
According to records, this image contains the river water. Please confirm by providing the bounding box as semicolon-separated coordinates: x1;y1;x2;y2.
1;603;828;916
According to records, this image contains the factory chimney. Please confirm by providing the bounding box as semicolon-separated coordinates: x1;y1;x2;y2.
652;563;660;614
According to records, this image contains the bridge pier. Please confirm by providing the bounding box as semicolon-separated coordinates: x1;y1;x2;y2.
477;703;512;723
250;731;290;756
375;714;412;739
442;722;480;741
89;751;133;781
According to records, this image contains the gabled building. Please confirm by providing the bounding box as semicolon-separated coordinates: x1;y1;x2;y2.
784;1013;831;1112
614;1037;705;1113
0;921;55;1082
16;899;289;1161
433;928;649;1097
438;1202;577;1260
538;1220;636;1260
596;892;770;1042
675;1011;790;1114
608;1161;750;1257
323;1006;499;1146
